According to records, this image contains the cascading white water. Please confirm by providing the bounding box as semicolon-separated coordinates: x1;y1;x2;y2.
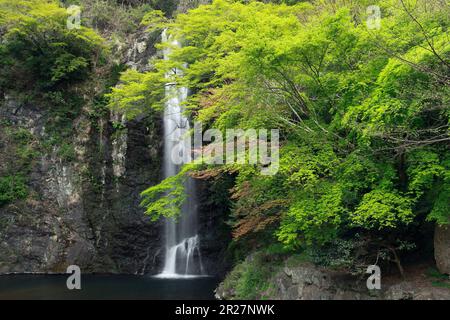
156;30;205;279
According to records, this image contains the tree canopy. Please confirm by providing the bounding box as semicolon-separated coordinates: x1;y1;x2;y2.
110;0;449;269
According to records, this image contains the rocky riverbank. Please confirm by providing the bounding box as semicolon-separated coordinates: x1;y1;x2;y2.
216;258;450;300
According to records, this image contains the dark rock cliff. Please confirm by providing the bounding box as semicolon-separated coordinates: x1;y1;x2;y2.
0;69;165;274
0;0;230;276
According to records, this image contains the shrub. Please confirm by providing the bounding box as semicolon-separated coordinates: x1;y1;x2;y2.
350;190;414;230
0;175;28;206
79;0;154;35
221;251;282;299
0;0;105;93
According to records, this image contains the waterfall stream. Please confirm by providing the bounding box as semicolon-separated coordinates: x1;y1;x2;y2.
156;30;205;278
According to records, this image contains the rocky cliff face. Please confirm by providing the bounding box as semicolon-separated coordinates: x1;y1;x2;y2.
0;15;164;273
196;180;232;277
0;58;164;274
0;1;230;276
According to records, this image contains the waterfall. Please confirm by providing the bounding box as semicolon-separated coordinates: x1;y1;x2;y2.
156;30;205;278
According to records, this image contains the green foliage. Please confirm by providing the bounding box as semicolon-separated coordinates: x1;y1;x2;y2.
39;91;85;155
107;68;165;118
427;182;450;225
0;175;28;206
76;0;155;35
220;250;283;299
0;124;36;206
145;0;177;16
307;235;417;276
140;165;196;220
110;0;449;270
0;124;39;200
140;9;167;32
336;153;396;194
307;237;367;272
350;190;414;230
0;0;105;92
407;150;447;197
278;142;338;190
57;142;77;162
277;183;346;247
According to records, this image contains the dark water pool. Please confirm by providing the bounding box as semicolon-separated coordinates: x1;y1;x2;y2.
0;274;219;300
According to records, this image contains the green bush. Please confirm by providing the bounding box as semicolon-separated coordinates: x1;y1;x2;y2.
0;0;105;93
58;143;77;162
79;0;154;35
221;251;283;299
0;175;28;206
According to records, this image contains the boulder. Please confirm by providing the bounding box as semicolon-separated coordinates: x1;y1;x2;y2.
434;224;450;275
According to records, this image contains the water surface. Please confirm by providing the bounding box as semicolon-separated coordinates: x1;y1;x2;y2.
0;274;218;300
